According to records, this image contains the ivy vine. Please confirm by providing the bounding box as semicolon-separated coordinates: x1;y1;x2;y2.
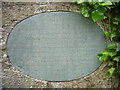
71;0;120;78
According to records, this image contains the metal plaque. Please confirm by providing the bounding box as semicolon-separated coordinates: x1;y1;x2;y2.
7;12;106;81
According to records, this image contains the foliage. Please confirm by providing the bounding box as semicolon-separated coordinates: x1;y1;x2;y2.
71;0;120;77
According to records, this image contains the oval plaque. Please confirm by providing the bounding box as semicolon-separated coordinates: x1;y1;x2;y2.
7;12;106;81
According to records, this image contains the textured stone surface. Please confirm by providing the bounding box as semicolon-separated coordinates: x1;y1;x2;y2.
2;2;120;88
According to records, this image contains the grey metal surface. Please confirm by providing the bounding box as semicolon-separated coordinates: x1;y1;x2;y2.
7;12;106;81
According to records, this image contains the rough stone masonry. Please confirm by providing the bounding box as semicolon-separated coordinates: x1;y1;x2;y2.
2;2;120;88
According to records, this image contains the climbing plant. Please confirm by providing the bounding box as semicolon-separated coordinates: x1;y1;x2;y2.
71;0;120;78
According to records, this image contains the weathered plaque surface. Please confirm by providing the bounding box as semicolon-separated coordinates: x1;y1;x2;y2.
7;12;106;81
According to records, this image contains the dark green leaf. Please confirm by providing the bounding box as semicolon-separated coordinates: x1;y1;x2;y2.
98;54;103;57
114;17;120;22
110;25;117;31
93;4;99;9
109;50;117;57
98;54;108;61
102;49;111;56
92;10;107;21
97;6;107;13
110;32;117;38
105;31;111;37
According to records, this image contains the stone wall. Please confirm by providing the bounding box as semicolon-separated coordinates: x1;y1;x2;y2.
2;2;120;88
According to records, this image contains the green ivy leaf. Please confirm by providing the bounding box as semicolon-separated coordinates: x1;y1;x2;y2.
98;1;113;6
97;6;107;13
91;6;107;22
102;49;117;57
113;22;119;25
93;4;99;9
91;10;107;21
108;67;116;78
98;54;103;57
80;6;90;17
110;25;117;31
105;31;111;37
102;49;111;56
110;32;117;38
113;56;120;62
109;50;117;57
98;54;109;61
108;61;114;66
114;17;120;22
